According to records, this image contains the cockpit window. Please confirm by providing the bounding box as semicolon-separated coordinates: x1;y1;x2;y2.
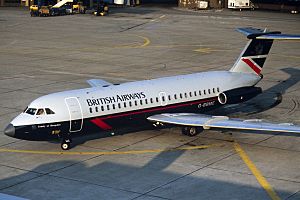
36;109;45;115
45;108;55;115
23;107;28;113
26;108;37;115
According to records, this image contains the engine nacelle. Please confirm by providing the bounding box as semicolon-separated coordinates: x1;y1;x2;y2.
218;86;262;105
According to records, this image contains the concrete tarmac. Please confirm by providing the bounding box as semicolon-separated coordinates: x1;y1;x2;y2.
0;6;299;200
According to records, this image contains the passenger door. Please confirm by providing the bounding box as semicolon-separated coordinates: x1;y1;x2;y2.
65;97;83;132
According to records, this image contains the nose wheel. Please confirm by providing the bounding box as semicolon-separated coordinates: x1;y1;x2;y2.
61;138;72;150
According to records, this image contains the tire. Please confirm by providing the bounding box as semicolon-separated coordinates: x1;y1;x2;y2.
182;127;202;137
61;142;70;150
61;138;72;150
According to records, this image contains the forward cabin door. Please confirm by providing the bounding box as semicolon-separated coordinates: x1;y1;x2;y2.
65;97;83;132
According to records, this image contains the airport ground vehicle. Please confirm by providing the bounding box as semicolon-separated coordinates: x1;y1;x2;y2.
51;7;66;15
94;3;109;16
30;5;39;16
65;4;73;14
51;0;72;16
39;6;51;16
73;2;86;14
228;0;254;10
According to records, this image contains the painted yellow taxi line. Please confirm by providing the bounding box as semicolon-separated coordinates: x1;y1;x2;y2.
234;142;281;200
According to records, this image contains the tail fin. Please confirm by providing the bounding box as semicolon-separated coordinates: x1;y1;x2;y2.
230;27;300;75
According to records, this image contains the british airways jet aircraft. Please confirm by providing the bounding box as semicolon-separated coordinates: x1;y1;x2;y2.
4;28;300;150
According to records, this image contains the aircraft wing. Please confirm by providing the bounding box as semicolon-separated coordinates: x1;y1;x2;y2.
87;79;112;87
147;113;300;134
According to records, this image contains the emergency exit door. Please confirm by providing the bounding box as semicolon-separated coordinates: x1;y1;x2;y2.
65;97;83;132
159;92;168;106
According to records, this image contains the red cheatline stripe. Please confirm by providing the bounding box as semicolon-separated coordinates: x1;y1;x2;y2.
242;58;261;75
100;97;217;120
91;97;218;130
91;118;112;130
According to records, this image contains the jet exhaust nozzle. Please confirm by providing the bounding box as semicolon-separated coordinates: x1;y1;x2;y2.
218;87;262;105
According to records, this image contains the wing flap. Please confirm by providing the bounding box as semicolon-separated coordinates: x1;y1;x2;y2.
147;113;300;134
87;79;112;87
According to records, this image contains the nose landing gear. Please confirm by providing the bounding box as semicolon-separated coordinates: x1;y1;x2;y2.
61;138;72;150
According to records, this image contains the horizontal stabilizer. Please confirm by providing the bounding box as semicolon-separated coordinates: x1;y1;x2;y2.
87;79;112;87
256;34;300;40
148;113;300;134
237;27;300;40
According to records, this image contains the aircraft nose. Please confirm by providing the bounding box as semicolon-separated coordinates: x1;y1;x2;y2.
4;123;15;137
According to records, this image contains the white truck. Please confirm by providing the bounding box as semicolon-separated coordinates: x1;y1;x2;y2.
228;0;253;10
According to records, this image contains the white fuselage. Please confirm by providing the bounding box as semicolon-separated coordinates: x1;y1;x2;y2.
11;71;261;127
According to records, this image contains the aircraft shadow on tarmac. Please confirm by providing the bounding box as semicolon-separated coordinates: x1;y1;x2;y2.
0;150;295;200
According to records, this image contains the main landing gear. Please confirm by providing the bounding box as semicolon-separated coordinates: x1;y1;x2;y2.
61;138;72;150
181;126;203;137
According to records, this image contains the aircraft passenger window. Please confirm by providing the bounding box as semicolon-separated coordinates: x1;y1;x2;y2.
95;107;98;112
118;103;121;109
174;94;177;99
36;109;45;115
101;106;104;111
199;91;201;96
140;100;143;105
145;99;148;104
180;93;183;99
208;89;211;94
213;88;215;93
217;87;220;92
129;102;132;107
124;102;127;108
184;93;187;98
162;96;165;101
189;92;192;97
204;90;206;95
156;97;159;102
45;108;55;114
113;104;116;109
134;101;138;106
194;91;197;96
89;107;93;113
107;105;110;110
150;98;153;103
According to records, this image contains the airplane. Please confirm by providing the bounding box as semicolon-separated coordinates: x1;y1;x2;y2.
4;27;300;150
